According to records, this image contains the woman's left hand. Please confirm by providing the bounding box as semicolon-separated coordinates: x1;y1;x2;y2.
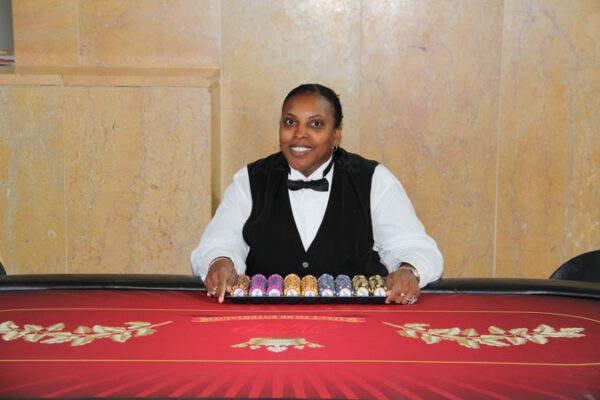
385;269;420;305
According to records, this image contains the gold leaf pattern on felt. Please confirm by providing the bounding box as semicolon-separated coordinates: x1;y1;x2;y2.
0;320;172;346
383;322;585;349
232;337;324;353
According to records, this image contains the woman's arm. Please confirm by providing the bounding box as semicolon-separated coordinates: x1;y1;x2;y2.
190;167;252;282
370;164;444;302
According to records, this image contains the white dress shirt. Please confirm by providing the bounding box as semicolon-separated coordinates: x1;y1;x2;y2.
191;156;443;287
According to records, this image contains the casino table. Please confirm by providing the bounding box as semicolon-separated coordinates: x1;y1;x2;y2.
1;274;599;399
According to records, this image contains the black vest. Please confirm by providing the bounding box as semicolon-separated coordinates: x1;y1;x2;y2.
242;148;387;277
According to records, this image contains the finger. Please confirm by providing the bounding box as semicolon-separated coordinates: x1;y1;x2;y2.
385;272;410;304
204;271;218;296
227;269;238;288
218;270;237;302
217;279;227;303
402;285;420;305
385;290;393;304
385;287;406;304
385;287;399;304
396;286;411;305
397;292;408;305
384;276;399;303
209;283;219;297
204;279;215;296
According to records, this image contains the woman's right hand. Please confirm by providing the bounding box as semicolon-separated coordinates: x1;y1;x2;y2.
204;258;238;303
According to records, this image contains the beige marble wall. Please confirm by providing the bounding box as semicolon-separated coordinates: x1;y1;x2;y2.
12;0;80;66
12;0;221;68
63;86;211;274
360;0;504;278
0;70;215;275
4;0;220;274
78;0;220;68
220;0;362;190
0;86;66;273
496;0;600;277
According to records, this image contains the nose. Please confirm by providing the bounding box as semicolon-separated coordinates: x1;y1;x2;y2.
293;125;308;139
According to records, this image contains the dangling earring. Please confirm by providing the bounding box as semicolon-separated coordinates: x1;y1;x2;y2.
333;145;338;152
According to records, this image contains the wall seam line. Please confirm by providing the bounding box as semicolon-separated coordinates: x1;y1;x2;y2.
75;0;81;66
493;2;507;278
358;0;363;155
61;81;68;273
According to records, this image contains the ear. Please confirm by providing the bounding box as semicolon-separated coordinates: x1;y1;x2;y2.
333;126;342;146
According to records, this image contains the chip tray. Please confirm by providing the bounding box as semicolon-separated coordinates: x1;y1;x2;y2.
225;295;387;304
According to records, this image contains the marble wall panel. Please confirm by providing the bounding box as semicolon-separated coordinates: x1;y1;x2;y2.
496;0;600;277
78;0;221;68
210;83;221;213
0;86;66;274
63;87;211;274
11;0;79;66
220;0;361;193
360;0;504;278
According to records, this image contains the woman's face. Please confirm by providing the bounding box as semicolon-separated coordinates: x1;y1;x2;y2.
279;93;341;177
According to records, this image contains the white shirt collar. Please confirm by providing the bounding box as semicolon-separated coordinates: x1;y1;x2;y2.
288;155;334;181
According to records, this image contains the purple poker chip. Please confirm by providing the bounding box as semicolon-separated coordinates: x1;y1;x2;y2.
266;274;284;297
249;274;267;296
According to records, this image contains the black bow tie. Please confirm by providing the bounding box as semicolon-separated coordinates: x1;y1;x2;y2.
287;178;329;192
287;159;334;192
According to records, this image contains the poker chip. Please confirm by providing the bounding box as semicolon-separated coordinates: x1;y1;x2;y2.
301;275;318;296
249;274;267;296
318;273;335;297
232;272;392;303
230;274;250;297
284;273;301;296
335;274;354;297
352;274;370;297
266;274;284;296
369;274;387;297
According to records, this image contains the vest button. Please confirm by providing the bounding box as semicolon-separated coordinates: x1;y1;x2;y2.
302;261;310;268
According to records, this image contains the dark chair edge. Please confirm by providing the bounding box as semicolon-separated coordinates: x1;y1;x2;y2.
549;249;600;281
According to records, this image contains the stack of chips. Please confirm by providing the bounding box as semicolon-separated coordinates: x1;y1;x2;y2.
352;274;370;297
249;274;267;296
284;274;301;296
230;274;250;297
369;274;386;297
335;274;354;297
232;272;394;301
266;274;284;296
301;275;318;296
318;273;335;297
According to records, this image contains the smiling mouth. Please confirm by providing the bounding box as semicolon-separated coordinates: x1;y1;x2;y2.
289;146;312;156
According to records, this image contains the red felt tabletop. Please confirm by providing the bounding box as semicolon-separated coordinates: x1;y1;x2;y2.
1;290;599;398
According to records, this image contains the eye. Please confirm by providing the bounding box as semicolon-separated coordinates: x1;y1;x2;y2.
283;118;295;126
310;120;323;128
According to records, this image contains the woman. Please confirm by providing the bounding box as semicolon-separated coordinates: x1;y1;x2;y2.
191;84;443;304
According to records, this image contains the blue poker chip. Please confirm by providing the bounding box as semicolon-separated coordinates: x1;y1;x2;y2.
318;273;335;297
335;274;354;297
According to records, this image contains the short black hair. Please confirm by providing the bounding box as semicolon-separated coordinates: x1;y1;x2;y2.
283;84;344;129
